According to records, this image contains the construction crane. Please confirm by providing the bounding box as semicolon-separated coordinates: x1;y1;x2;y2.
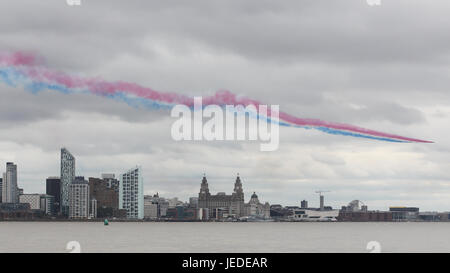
315;190;330;211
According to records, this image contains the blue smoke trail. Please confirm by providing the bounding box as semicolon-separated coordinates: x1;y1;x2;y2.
0;67;407;143
312;126;406;143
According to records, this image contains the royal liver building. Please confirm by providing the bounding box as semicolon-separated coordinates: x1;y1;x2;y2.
198;174;245;219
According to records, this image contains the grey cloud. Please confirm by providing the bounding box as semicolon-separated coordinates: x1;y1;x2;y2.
2;0;450;66
0;86;169;128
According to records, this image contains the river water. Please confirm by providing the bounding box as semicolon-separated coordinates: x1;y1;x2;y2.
0;222;448;253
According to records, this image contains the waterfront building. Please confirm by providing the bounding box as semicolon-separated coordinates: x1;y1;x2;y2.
342;200;368;212
46;177;61;214
19;193;55;215
389;207;419;221
189;197;199;208
68;177;89;219
198;174;245;219
417;212;440;221
269;205;292;219
288;208;339;222
40;194;55;215
60;148;75;216
144;201;158;219
244;192;270;219
101;173;120;192
19;194;41;210
197;208;209;221
167;197;182;208
144;194;170;218
166;206;198;221
301;200;308;209
438;212;450;222
337;210;393;221
90;199;97;219
119;167;144;219
0;203;33;220
2;162;18;203
144;194;168;219
89;177;124;218
159;199;169;217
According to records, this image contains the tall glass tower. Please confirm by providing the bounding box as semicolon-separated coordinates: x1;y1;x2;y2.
60;148;75;216
119;166;144;219
2;162;18;203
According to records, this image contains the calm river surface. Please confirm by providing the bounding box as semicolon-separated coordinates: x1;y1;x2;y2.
0;222;448;253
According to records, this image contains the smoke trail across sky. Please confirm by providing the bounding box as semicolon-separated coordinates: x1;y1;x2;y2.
0;51;432;143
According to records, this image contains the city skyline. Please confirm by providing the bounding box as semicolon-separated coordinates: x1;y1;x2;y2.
0;151;448;224
1;1;450;212
0;147;447;212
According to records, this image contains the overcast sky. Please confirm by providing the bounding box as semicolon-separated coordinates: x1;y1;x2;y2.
1;0;449;211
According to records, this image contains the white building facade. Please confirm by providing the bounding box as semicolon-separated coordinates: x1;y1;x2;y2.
2;162;18;203
90;199;97;219
289;208;339;222
244;192;270;219
144;202;158;219
19;194;41;210
119;167;144;219
69;179;89;219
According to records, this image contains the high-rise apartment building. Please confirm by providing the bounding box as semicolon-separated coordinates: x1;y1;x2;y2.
60;148;75;216
2;162;18;203
89;177;123;218
40;194;55;215
68;177;89;219
119;167;144;219
101;173;120;192
301;200;308;209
